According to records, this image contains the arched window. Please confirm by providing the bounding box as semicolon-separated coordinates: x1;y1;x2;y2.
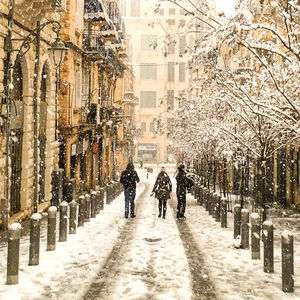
10;60;24;214
12;61;23;102
141;122;146;132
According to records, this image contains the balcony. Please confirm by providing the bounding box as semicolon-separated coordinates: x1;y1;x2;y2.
110;38;126;51
84;0;110;26
83;31;108;60
123;93;139;105
100;21;119;42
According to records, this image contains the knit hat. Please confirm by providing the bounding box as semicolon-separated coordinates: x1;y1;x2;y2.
178;164;185;171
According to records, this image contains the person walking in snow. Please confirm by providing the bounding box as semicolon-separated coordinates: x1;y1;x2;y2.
175;164;194;219
151;167;172;219
120;162;140;218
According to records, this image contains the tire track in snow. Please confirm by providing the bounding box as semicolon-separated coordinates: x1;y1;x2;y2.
169;196;218;300
83;182;151;299
84;182;193;300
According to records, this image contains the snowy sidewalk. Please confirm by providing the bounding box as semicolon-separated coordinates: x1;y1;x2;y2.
0;163;299;300
0;183;148;299
84;181;192;300
184;194;300;300
0;174;196;300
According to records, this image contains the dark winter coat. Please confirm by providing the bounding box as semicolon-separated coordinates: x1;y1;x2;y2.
175;169;194;195
152;171;172;199
120;163;140;190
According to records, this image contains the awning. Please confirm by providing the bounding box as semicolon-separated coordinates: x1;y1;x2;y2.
84;0;110;25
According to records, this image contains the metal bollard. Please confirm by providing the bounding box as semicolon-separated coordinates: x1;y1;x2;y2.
6;223;22;285
91;191;97;218
221;198;227;228
63;178;76;203
251;212;260;259
202;188;207;209
106;185;110;205
263;220;274;273
234;204;241;239
281;231;294;292
208;192;214;216
99;188;104;211
29;213;41;266
241;209;249;249
199;186;203;206
59;201;68;242
47;206;57;251
85;194;91;222
194;184;199;201
205;190;210;212
78;195;85;226
95;190;101;214
212;193;218;219
69;200;77;234
215;196;221;222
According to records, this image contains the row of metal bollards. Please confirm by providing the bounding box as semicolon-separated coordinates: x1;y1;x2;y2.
192;184;294;293
6;182;124;285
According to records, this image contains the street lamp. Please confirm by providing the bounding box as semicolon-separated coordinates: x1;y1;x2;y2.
2;2;67;229
49;38;68;67
49;37;68;140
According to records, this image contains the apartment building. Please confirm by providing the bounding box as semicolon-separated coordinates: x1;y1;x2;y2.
121;0;195;163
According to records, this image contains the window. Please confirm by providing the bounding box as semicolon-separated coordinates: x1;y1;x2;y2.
141;122;146;132
168;35;175;55
140;63;157;80
150;121;155;132
82;66;89;105
131;1;140;17
180;8;186;15
189;36;194;52
75;69;82;108
169;8;176;15
168;62;175;82
167;19;175;25
167;118;174;136
179;63;185;82
167;90;174;110
159;8;164;16
141;35;157;51
179;19;185;27
76;0;84;29
140;91;156;108
189;69;193;83
179;36;186;56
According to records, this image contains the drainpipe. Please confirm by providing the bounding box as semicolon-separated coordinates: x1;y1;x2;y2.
2;0;16;230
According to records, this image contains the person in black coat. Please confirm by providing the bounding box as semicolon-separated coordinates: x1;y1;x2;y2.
120;163;140;218
151;167;172;219
175;164;193;219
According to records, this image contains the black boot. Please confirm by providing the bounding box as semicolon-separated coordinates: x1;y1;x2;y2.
158;210;161;218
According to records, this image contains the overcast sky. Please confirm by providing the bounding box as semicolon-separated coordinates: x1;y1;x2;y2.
215;0;236;16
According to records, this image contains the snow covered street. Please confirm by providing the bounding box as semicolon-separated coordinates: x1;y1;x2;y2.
0;165;299;299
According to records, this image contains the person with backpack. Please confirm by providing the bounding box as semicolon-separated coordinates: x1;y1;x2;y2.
151;167;172;219
120;163;140;218
175;164;194;219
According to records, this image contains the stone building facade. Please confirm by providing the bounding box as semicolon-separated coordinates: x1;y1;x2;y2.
0;0;133;228
0;0;64;227
59;0;131;195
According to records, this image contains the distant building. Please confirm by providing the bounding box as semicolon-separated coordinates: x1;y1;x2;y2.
121;0;196;164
